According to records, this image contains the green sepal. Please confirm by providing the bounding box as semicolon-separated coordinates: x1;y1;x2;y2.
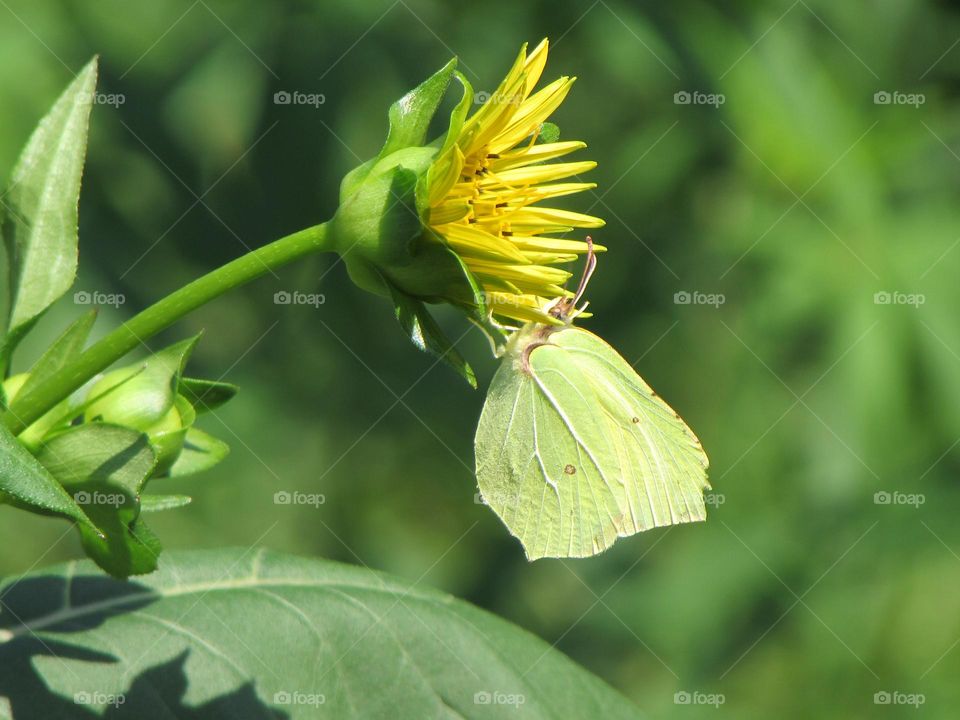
381;57;457;159
340;57;458;198
141;494;192;512
179;377;239;414
382;274;476;389
0;422;99;535
20;310;97;398
35;423;160;578
167;427;230;477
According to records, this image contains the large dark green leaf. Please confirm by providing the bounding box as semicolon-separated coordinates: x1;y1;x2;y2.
0;549;642;719
1;58;98;348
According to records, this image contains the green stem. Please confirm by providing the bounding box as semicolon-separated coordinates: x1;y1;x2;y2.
3;222;332;434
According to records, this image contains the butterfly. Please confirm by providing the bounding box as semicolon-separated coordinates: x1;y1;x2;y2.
474;240;710;559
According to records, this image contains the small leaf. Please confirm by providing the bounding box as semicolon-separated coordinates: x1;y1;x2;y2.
384;279;476;388
1;58;99;349
537;121;561;144
167;427;229;477
36;424;160;577
380;57;457;160
178;377;238;414
19;310;96;398
141;494;192;512
0;422;97;533
0;549;643;719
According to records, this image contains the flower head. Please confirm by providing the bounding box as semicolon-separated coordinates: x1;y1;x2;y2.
426;40;604;324
329;40;604;384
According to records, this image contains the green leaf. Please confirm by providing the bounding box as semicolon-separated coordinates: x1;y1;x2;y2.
0;549;642;719
140;494;192;512
167;427;229;477
178;376;238;414
0;422;98;533
1;58;98;348
380;57;457;160
36;424;160;577
384;279;477;388
537;121;561;144
19;310;96;398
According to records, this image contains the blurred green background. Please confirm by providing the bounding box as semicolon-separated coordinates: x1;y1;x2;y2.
2;0;959;717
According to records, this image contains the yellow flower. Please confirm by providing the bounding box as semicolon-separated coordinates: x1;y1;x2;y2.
425;39;605;325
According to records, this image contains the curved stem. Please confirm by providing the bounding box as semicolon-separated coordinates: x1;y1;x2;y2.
3;222;332;434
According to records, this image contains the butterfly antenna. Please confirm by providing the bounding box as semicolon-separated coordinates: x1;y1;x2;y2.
572;237;598;308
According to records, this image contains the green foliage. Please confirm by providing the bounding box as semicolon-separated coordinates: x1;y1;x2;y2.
0;549;642;719
0;422;96;534
36;424;159;577
1;59;97;357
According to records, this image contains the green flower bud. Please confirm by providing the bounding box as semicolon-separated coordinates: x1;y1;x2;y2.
3;372;72;450
85;366;169;429
83;339;200;475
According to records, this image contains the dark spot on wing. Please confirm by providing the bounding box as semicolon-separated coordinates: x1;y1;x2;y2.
564;464;576;475
631;417;640;424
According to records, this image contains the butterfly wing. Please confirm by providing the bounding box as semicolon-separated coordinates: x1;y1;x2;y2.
475;326;709;559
